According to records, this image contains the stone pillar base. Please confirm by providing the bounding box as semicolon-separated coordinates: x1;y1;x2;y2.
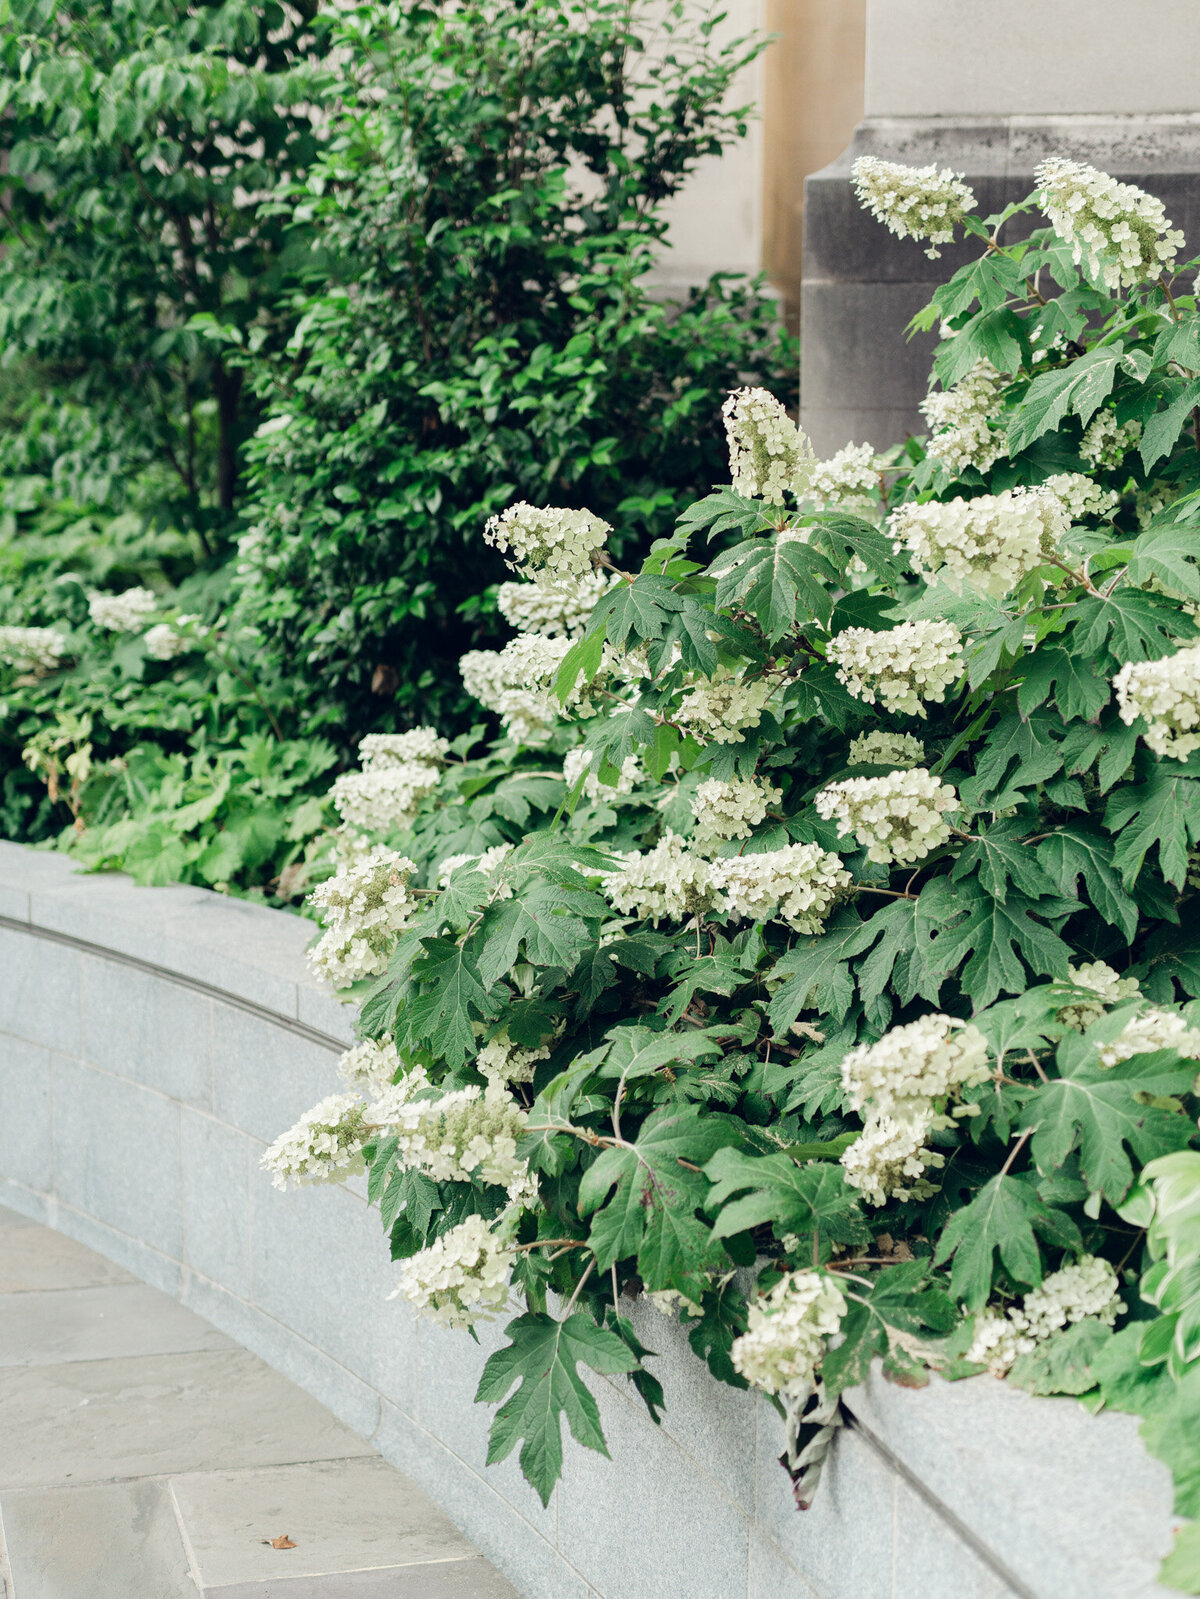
800;115;1200;455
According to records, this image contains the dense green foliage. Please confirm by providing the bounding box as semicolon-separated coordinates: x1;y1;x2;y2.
0;0;792;886
283;169;1200;1587
0;0;330;533
238;0;794;734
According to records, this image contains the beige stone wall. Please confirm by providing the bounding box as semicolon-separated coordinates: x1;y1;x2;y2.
764;0;866;325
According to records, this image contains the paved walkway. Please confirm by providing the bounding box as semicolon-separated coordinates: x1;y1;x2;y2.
0;1205;519;1599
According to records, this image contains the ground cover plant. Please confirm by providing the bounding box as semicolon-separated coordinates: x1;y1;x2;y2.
270;155;1200;1589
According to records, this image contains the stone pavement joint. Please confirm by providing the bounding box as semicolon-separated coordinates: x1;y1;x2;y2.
0;1205;520;1598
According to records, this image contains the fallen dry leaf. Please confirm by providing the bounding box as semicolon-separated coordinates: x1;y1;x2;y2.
263;1535;296;1550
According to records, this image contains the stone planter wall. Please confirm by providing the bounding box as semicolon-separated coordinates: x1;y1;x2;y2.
0;842;1179;1599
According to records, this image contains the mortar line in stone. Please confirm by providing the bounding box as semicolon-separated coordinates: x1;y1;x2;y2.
844;1412;1039;1599
165;1477;206;1595
0;1493;15;1599
0;915;344;1054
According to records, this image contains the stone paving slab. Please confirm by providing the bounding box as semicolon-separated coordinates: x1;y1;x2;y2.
0;1283;234;1366
0;1222;136;1293
169;1458;482;1588
205;1560;522;1598
2;1480;196;1599
0;1349;376;1490
0;1206;522;1598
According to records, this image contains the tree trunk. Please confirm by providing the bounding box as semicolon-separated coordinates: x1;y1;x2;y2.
213;359;244;513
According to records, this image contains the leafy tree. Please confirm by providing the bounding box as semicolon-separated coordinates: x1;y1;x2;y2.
237;0;796;736
0;0;330;538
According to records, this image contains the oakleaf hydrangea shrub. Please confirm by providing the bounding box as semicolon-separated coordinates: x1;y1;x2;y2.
269;155;1200;1579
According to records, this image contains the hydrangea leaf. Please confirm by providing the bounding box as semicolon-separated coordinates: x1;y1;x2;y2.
1126;522;1200;598
1106;768;1200;888
1016;644;1112;723
405;937;498;1066
703;1150;868;1255
822;1261;954;1398
710;535;837;638
475;880;607;986
916;878;1074;1012
589;573;686;650
1018;1040;1195;1204
674;487;772;543
951;818;1060;903
932;1171;1081;1309
1037;826;1139;941
967;710;1066;802
1007;344;1122;454
767;909;884;1034
1073;588;1198;665
476;1312;640;1506
577;1109;740;1292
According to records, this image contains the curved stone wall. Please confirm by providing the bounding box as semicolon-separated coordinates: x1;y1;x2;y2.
0;841;1177;1599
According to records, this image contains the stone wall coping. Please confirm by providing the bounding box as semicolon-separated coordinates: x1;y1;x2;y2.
0;840;355;1045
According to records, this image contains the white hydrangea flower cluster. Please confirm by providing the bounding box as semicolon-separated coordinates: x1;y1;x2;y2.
436;843;514;894
262;1093;369;1190
307;849;418;988
1020;1256;1124;1340
331;764;442;833
1097;1008;1200;1068
143;622;189;661
675;670;774;745
563;747;641;800
496;570;610;638
851;156;976;257
359;729;450;768
647;1288;704;1319
337;1037;402;1095
477;1028;552;1086
839;1014;990;1117
838;1015;988;1207
391;1214;514;1330
600;831;721;924
88;587;158;631
1057;961;1142;1031
808;442;880;511
920;360;1007;475
1114;644;1200;759
847;731;925;768
1035;158;1184;291
966;1255;1123;1374
0;625;67;671
730;1271;847;1399
816;768;957;865
375;1083;531;1199
888;488;1068;598
722;387;815;502
1025;472;1118;523
709;843;850;935
460;648;556;744
689;776;781;848
483;501;610;578
1079;411;1141;469
331;728;449;834
828;619;964;718
840;1105;944;1207
500;634;603;714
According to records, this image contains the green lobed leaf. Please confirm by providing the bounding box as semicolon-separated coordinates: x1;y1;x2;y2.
476;1312;640;1506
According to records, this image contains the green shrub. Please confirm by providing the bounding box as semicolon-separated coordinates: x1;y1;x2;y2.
0;0;330;537
237;0;796;739
268;156;1200;1582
